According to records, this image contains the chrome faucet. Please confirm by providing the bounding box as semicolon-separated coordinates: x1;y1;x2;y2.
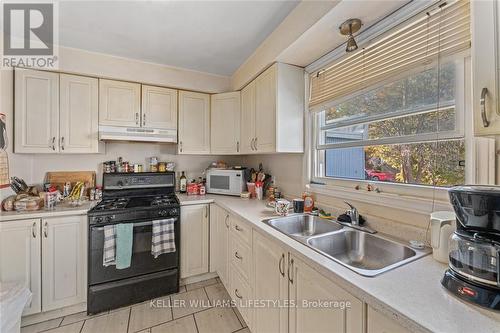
344;201;359;226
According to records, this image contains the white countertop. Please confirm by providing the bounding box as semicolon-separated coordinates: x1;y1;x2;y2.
2;193;499;331
177;194;500;333
0;201;94;222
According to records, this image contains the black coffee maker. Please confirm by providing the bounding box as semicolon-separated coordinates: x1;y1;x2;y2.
442;186;500;310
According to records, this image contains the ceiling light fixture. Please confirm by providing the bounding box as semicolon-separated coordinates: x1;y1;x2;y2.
339;18;362;53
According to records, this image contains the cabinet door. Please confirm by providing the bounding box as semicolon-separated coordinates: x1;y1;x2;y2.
211;92;241;154
209;205;230;286
180;204;209;278
472;0;500;135
240;81;256;154
99;79;141;127
59;74;99;153
178;91;210;154
289;256;363;333
41;215;87;311
142;85;178;130
367;306;410;333
252;232;288;333
255;64;277;153
15;68;59;153
0;219;42;315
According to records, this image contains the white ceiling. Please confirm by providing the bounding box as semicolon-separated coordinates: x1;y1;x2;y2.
59;1;299;76
278;0;410;68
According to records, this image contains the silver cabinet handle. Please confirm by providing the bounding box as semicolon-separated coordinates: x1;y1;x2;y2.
224;214;229;228
252;138;256;151
279;253;285;277
254;137;258;150
51;137;56;151
287;257;294;284
60;137;65;151
32;222;37;238
135;113;139;125
234;225;243;232
234;289;243;299
43;222;48;238
235;252;243;260
179;141;183;153
236;141;239;153
142;113;146;126
480;87;490;128
205;206;208;218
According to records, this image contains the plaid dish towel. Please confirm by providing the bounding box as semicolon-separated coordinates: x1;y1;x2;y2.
103;224;116;266
152;218;176;258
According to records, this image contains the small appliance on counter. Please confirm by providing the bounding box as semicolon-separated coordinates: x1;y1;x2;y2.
441;186;500;310
430;211;456;263
205;168;247;196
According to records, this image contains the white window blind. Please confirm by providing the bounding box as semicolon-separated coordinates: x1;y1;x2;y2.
309;0;471;111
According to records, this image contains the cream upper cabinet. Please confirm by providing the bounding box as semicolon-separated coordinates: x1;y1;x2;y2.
15;69;98;154
240;81;256;154
180;204;209;278
59;74;99;153
472;0;500;135
99;79;141;127
367;306;410;333
209;205;230;285
178;91;210;154
15;68;59;153
289;255;363;333
211;92;241;154
142;85;178;130
240;63;304;154
252;231;288;333
41;215;87;311
0;219;42;316
255;65;277;153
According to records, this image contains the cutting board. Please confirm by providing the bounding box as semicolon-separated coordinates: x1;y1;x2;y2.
45;171;96;191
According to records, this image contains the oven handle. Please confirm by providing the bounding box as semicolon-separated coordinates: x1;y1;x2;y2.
91;219;177;231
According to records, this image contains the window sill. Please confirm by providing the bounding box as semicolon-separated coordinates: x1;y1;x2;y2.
307;183;452;215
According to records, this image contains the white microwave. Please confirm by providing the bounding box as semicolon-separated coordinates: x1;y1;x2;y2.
206;169;247;196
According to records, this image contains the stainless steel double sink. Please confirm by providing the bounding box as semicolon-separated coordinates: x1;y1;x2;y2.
263;214;430;277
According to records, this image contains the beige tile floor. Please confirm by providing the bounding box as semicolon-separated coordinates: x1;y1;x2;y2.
21;278;250;333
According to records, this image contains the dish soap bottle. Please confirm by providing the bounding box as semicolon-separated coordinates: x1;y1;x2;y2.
179;171;187;193
302;191;314;213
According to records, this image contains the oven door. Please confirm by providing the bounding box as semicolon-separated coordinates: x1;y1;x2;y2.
88;218;179;285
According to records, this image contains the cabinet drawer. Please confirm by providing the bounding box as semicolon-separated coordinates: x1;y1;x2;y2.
230;265;252;327
230;237;251;281
230;217;251;245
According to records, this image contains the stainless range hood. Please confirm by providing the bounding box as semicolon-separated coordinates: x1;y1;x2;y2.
99;126;177;143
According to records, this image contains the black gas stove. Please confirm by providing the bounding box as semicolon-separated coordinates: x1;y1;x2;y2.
87;172;180;314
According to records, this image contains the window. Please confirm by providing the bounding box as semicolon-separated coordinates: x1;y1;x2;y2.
312;58;467;187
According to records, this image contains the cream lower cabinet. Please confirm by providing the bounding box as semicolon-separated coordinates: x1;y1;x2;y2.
178;91;211;154
289;255;364;333
180;204;209;278
252;231;288;333
209;204;230;285
0;215;87;316
0;219;42;316
367;306;410;333
41;216;87;312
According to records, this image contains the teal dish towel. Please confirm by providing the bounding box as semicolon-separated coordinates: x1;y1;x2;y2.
115;223;133;269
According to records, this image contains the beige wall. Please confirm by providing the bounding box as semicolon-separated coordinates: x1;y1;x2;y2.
0;48;240;200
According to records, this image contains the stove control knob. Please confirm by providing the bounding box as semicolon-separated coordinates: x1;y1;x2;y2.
169;208;178;216
159;210;168;216
95;217;103;223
